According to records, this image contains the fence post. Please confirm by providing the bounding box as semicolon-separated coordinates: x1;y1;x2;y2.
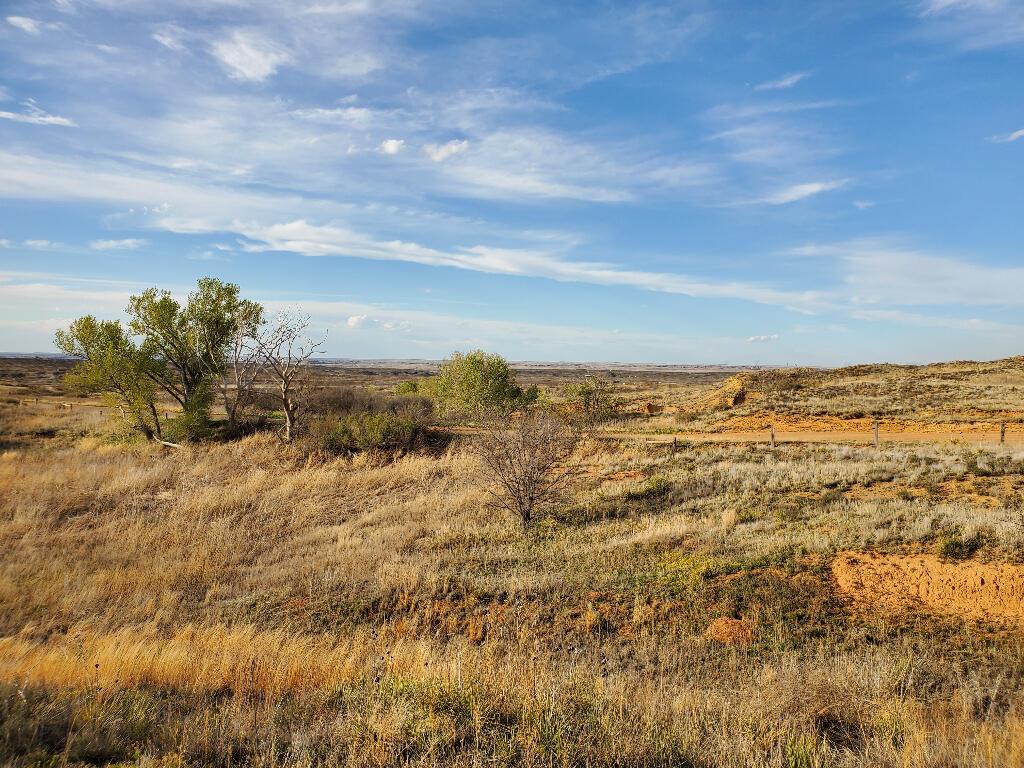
770;425;776;449
672;437;678;453
873;418;880;448
1000;422;1007;445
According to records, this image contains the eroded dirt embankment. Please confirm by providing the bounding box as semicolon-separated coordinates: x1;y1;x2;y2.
832;551;1024;626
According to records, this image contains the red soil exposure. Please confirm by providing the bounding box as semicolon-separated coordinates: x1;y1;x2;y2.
705;617;754;646
831;551;1024;627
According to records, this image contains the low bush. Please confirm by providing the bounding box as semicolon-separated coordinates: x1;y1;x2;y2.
935;529;983;561
314;410;422;455
562;376;619;426
305;386;433;420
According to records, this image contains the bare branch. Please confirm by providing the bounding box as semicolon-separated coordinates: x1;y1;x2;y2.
471;409;578;530
256;310;326;442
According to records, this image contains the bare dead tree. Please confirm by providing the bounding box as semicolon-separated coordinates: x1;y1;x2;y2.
472;409;578;529
198;303;265;433
257;310;326;442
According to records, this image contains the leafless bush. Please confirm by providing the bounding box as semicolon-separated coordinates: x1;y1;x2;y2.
472;409;578;529
257;310;326;442
199;304;265;433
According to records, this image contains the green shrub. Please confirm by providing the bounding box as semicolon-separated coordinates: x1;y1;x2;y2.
316;411;421;455
427;350;536;417
935;529;982;560
306;386;432;420
622;476;670;501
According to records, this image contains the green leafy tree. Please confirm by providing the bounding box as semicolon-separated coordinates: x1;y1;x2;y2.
431;350;537;417
55;316;165;440
127;277;262;434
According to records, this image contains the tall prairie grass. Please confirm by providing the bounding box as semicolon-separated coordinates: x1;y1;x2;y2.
3;396;1024;766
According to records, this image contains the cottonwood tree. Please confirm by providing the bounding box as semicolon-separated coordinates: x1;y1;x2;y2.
55;316;165;440
258;310;326;442
127;277;261;436
472;408;578;530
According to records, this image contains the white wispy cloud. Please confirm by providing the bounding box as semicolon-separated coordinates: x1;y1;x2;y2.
210;30;291;81
0;150;833;313
424;139;469;162
852;200;876;209
235;219;832;312
343;313;410;332
797;238;1024;307
431;128;715;203
703;99;850;206
990;128;1024;143
746;334;780;342
90;238;147;250
0;272;721;361
378;138;405;154
346;314;368;328
0;99;75;127
754;71;811;91
917;0;1024;49
23;239;61;249
6;16;41;34
849;307;1023;333
152;25;187;53
756;179;850;205
292;105;375;126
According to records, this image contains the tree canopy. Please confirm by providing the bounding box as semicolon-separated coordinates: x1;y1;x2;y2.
430;350;536;417
55;315;164;439
57;277;264;441
126;277;261;429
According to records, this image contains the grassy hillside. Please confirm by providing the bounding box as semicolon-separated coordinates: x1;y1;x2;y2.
3;363;1024;766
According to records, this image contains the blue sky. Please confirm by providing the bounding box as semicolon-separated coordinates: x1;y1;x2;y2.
0;0;1021;364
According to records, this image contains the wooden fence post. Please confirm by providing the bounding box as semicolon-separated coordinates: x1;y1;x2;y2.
1000;422;1007;445
770;425;776;449
873;418;880;448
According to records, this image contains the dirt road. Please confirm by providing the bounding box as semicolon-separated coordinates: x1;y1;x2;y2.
601;429;1024;447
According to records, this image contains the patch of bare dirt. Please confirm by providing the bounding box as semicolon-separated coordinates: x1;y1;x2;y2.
605;470;646;482
684;374;752;412
832;551;1024;627
843;483;928;501
705;617;754;646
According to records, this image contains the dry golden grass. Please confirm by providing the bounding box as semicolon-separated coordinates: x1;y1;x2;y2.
4;360;1024;766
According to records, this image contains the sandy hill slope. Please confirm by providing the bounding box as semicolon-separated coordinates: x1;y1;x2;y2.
677;357;1024;432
